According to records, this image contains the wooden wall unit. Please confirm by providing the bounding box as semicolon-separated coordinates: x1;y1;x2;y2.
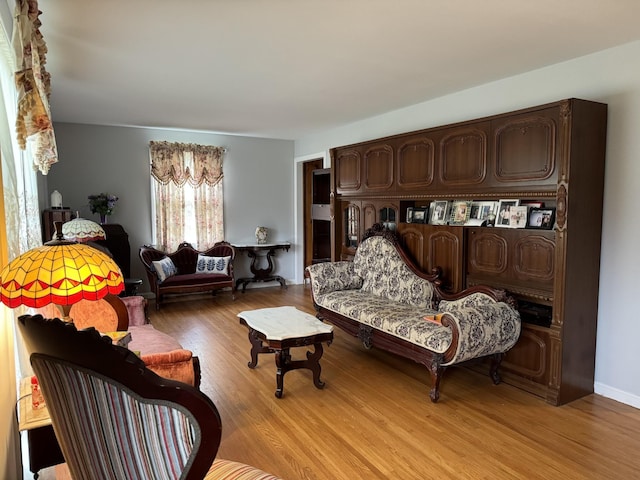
329;98;608;405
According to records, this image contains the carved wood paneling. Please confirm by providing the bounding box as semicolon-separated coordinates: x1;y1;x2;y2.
502;327;549;381
426;228;463;292
336;149;361;193
439;127;487;186
398;226;425;267
513;235;555;282
494;115;556;182
467;229;508;275
363;144;394;191
397;137;435;190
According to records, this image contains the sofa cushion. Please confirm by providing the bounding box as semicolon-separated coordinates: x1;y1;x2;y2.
314;290;452;353
353;236;435;309
195;254;231;276
161;272;231;287
128;324;183;354
152;257;178;283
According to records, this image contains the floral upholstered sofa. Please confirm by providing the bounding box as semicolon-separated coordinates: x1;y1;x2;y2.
306;226;521;402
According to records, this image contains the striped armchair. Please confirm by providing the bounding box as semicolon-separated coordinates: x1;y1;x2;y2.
18;314;281;480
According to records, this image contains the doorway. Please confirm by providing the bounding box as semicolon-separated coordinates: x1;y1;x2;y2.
302;158;324;276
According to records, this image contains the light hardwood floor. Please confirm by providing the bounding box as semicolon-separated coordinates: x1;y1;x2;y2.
40;285;640;479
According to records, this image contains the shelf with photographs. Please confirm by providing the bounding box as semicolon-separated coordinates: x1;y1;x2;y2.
402;199;556;230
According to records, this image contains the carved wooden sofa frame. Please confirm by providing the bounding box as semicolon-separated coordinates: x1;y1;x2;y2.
305;224;521;403
139;241;236;309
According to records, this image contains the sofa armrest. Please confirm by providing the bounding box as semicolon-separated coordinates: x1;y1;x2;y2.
141;349;200;388
306;262;362;297
438;293;521;365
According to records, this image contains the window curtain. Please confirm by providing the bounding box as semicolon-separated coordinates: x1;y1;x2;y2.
12;0;58;174
0;8;43;477
149;141;224;251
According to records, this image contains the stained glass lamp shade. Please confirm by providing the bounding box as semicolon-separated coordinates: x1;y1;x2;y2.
0;236;123;319
61;217;106;242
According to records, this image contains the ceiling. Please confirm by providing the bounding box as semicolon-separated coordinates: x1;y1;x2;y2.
37;0;640;140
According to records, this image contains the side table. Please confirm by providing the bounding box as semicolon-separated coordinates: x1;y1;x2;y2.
232;242;291;292
18;377;64;479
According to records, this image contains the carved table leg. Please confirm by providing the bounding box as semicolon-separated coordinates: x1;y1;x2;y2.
246;328;272;369
272;343;326;398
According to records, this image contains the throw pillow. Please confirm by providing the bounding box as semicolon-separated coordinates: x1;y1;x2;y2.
151;257;178;283
195;254;231;276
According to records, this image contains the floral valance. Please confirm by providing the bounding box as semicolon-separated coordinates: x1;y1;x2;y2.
149;141;224;187
13;0;58;174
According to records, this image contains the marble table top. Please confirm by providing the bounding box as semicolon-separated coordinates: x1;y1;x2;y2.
237;306;333;341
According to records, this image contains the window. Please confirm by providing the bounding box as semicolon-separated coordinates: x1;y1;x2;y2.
149;141;225;251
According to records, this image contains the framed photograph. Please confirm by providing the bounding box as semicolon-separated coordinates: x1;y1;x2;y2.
429;200;449;225
496;199;520;227
528;207;556;229
449;200;471;226
406;207;414;223
469;201;498;220
411;207;428;224
508;205;529;228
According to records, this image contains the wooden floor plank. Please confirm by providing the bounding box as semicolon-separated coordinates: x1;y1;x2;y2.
41;285;640;479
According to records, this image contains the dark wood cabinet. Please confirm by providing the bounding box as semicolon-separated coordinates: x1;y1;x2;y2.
41;208;76;242
329;98;608;405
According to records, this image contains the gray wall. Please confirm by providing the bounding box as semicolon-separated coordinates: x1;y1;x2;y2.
47;123;295;291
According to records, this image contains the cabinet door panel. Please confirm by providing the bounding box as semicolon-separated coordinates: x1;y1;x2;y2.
335;149;361;193
364;145;394;191
513;235;555;282
467;229;508;275
502;326;550;386
493;109;558;184
397;137;435;191
397;225;425;267
426;227;464;292
438;125;488;187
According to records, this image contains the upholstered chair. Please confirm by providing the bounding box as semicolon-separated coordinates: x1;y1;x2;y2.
18;314;281;480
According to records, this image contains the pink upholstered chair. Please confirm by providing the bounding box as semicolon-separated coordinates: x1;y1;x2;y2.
18;314;281;480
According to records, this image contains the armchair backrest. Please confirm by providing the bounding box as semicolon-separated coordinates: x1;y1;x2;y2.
18;314;222;480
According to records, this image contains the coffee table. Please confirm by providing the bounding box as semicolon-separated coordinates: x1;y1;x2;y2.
238;306;334;398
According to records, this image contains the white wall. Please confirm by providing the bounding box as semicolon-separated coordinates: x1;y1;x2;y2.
294;40;640;408
48;124;296;288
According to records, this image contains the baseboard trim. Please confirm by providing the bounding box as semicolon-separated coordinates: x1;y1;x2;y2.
594;382;640;409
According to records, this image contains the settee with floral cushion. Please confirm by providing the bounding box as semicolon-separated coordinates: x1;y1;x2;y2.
305;225;521;402
139;241;236;309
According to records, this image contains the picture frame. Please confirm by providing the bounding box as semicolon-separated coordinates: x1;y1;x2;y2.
406;207;414;223
449;200;471;226
496;199;520;228
429;200;449;225
411;207;428;224
528;207;556;229
469;201;498;220
508;205;529;228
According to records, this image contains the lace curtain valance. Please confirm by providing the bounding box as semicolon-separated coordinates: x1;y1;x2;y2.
149;141;224;187
13;0;58;174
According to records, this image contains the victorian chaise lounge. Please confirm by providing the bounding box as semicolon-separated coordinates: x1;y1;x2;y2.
305;225;522;402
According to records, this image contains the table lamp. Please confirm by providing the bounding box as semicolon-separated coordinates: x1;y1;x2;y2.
0;222;123;321
61;216;106;242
